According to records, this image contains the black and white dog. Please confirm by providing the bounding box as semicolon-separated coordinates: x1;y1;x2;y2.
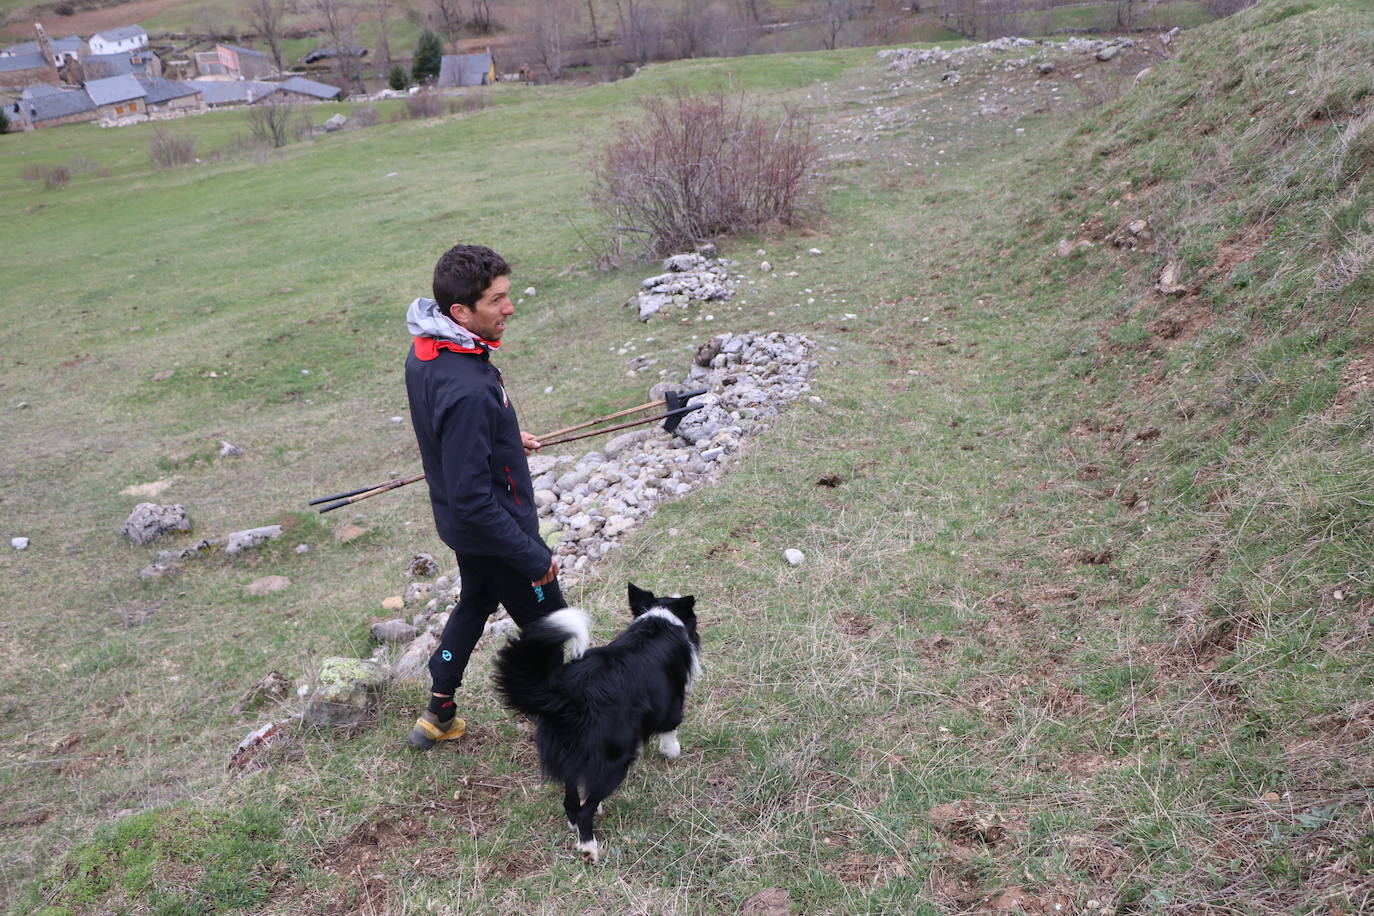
492;583;701;863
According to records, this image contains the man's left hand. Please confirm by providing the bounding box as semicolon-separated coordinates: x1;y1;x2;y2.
521;431;542;455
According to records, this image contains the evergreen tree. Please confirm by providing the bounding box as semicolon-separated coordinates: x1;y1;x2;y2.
389;64;408;91
0;106;9;135
412;30;443;84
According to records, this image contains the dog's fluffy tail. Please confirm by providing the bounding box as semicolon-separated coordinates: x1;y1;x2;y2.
492;607;590;720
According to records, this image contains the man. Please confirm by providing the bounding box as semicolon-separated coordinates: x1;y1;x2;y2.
403;244;564;750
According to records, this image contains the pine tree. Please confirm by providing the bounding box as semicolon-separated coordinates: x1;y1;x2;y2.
412;30;443;84
0;106;9;135
389;64;408;91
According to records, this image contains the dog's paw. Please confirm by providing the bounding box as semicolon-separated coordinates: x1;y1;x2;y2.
659;732;681;759
576;838;599;863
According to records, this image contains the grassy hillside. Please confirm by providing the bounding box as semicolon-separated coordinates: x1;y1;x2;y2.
4;0;1374;911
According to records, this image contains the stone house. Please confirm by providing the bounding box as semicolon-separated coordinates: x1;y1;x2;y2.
68;49;160;82
0;52;58;92
216;44;277;80
89;25;147;56
5;86;97;129
85;73;146;120
137;76;204;115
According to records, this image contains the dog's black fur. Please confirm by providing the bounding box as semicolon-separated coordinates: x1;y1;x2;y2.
491;583;700;862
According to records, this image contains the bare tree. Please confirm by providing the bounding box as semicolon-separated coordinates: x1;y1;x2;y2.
816;0;860;50
524;0;578;79
311;0;364;92
432;0;463;46
613;0;667;65
470;0;495;33
375;0;394;74
248;97;297;147
242;0;286;73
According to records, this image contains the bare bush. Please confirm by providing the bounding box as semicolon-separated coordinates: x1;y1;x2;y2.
406;91;446;119
21;163;71;189
148;129;197;168
350;104;380;127
247;98;298;147
448;94;489;115
590;90;820;257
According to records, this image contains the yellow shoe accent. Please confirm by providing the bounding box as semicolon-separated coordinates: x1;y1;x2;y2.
415;716;466;741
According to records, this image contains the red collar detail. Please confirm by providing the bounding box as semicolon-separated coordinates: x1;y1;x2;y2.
413;335;500;361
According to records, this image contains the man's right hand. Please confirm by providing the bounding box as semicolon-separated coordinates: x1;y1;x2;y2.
532;557;559;587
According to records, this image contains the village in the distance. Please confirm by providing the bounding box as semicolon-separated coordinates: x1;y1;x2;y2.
1;22;496;131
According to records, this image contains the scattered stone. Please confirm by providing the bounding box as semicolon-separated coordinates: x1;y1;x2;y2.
121;503;191;545
11;537;28;550
219;440;243;458
303;657;387;726
1157;261;1188;295
784;548;805;566
808;247;823;255
740;888;792;916
224;525;284;555
391;631;439;680
231;670;291;713
246;575;291;596
321;113;348;132
381;595;405;612
1037;61;1056;75
483;617;517;640
407;553;439;577
335;523;369;543
295;544;310;554
370;619;419;642
138;561;178;580
152;369;174;382
228;719;289;772
404;581;433;604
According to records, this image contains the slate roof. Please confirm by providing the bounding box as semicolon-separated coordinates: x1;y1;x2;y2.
4;35;82;57
277;76;341;99
93;25;147;43
437;53;493;88
9;87;96;122
0;52;49;73
191;79;278;105
136;76;201;105
21;82;66;99
80;52;141;76
85;73;145;106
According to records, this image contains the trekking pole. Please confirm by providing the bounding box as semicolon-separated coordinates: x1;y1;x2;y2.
311;472;426;514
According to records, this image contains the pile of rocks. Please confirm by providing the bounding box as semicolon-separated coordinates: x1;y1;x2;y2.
880;35;1137;73
634;252;739;320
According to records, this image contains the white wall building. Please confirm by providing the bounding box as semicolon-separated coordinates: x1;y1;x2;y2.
89;25;147;56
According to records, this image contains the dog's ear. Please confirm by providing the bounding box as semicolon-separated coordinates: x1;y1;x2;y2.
627;582;656;617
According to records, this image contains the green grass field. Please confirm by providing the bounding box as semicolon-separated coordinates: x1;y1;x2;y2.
4;1;1374;912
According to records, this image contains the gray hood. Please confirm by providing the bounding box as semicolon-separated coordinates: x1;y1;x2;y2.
406;297;483;349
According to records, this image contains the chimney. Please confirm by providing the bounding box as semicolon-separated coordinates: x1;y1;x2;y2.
33;23;60;82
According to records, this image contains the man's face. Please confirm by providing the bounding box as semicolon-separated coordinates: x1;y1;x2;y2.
451;275;514;342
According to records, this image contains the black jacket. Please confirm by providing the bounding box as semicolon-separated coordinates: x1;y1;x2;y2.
405;340;551;581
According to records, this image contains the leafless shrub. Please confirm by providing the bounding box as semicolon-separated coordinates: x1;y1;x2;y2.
66;155;110;177
590;89;821;257
148;129;197;168
21;163;71;189
448;94;488;115
247;98;298;148
405;91;446;119
350;104;380;127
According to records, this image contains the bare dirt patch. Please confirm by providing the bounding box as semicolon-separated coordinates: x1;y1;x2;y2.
2;0;183;38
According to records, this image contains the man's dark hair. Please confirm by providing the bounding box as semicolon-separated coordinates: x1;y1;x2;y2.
433;245;510;320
